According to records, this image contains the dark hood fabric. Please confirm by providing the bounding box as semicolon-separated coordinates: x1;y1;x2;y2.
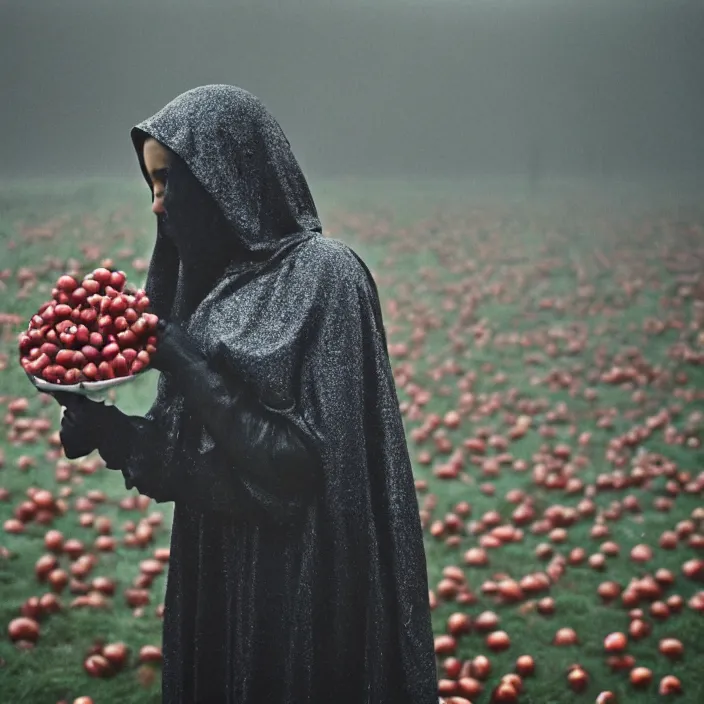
130;84;438;703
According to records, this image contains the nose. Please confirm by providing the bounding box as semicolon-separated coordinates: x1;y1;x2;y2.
152;195;165;215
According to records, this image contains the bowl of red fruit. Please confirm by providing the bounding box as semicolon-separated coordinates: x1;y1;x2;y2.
19;267;159;400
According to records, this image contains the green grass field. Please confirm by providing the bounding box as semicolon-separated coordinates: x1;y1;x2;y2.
0;178;702;703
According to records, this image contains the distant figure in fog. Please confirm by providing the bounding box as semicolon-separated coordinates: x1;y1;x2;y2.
56;84;439;703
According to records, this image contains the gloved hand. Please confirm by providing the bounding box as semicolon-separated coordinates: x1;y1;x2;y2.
55;394;139;466
150;319;207;376
57;395;100;459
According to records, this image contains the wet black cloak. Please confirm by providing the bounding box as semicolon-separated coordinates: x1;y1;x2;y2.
123;85;438;703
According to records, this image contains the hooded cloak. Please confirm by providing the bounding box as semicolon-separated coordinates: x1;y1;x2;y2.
126;84;438;703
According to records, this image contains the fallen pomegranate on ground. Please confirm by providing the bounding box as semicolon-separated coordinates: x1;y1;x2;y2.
18;268;159;384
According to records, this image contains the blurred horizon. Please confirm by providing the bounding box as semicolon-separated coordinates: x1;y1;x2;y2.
2;0;703;183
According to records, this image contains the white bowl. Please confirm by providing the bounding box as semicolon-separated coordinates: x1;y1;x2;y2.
27;371;148;402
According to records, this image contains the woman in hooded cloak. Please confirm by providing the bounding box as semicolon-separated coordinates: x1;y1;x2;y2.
58;84;438;704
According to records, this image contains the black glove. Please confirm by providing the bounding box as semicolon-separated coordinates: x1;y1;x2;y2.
149;319;204;375
58;395;100;460
57;395;141;467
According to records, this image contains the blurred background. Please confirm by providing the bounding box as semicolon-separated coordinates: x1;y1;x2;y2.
2;0;703;185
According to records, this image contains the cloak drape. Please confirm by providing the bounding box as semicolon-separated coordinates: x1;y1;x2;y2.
125;84;438;703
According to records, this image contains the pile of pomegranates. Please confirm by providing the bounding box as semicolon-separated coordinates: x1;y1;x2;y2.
18;268;159;384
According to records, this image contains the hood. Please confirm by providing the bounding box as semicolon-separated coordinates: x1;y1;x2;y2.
131;84;322;319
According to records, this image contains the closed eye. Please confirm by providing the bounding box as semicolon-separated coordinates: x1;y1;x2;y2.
150;168;170;197
151;167;169;183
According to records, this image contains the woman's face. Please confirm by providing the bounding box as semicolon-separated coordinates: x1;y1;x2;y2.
143;137;171;215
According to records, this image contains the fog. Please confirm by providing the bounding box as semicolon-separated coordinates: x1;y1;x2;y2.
2;0;703;183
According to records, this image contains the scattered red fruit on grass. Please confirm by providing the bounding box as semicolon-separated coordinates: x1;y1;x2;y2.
102;641;129;669
682;559;704;582
8;617;39;643
457;676;483;698
39;593;61;614
629;666;653;689
659;675;683;695
515;655;534;676
434;635;457;655
447;612;471;636
630;544;653;562
629;619;650;640
596;693;617;704
537;597;555;615
4;518;24;534
597;581;622;601
485;630;510;652
84;653;112;678
553;627;579;646
603;632;627;653
35;554;58;581
44;529;64;552
607;654;635;672
490;681;518;703
471;655;491;680
567;665;589;692
138;645;163;664
659;638;684;659
474;611;499;632
500;674;522;694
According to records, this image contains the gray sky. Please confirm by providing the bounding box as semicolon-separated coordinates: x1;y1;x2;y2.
1;0;703;180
